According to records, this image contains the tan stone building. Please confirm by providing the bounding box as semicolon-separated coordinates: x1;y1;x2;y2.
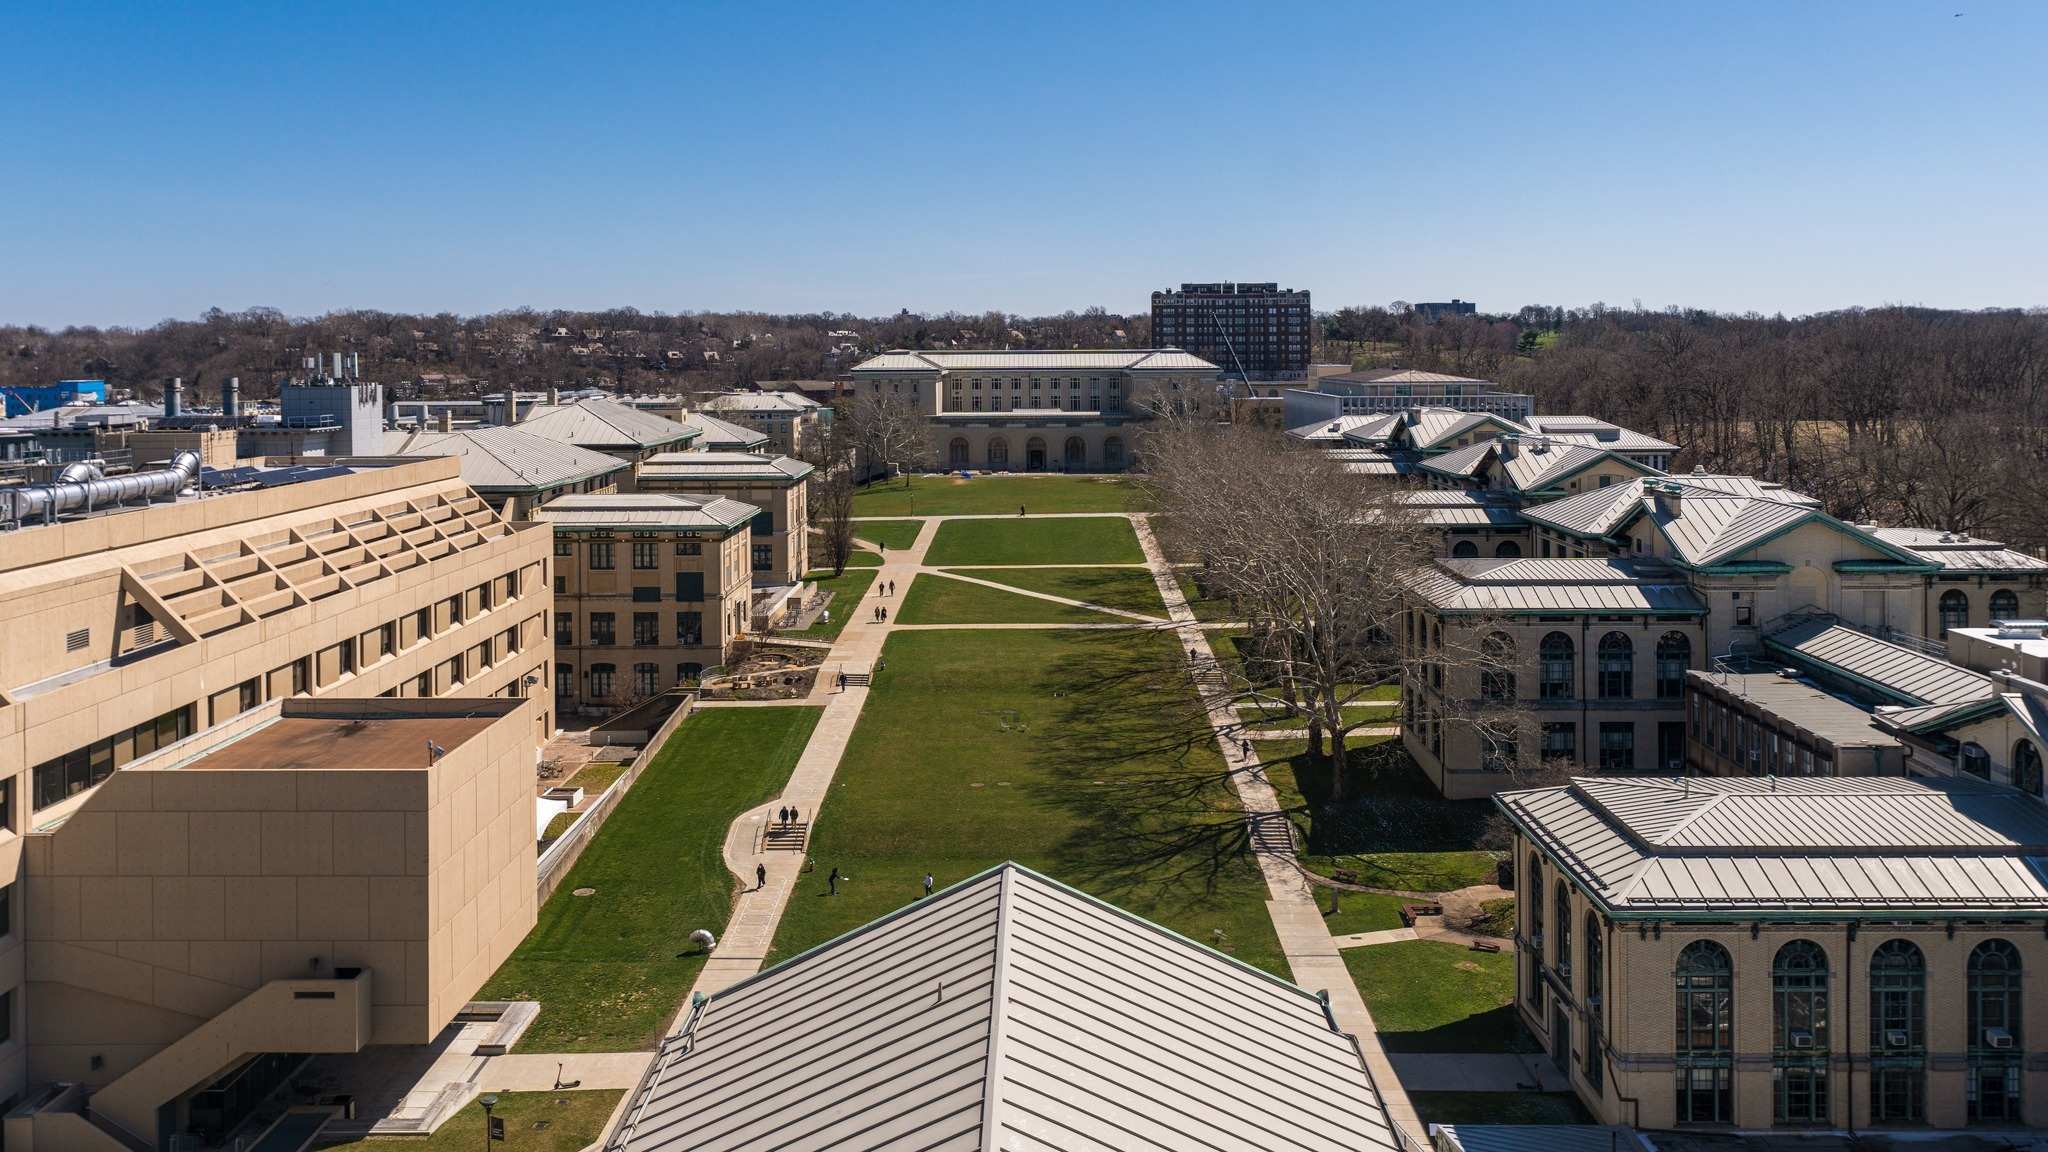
634;452;813;586
849;349;1220;472
1501;774;2048;1132
535;493;756;703
694;393;822;457
0;455;553;1150
381;424;630;520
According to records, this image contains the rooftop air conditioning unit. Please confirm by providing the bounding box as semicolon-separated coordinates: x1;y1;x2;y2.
1985;1027;2015;1049
1885;1029;1911;1049
1789;1029;1816;1049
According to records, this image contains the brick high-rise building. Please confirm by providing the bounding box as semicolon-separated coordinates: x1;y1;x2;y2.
1150;282;1311;379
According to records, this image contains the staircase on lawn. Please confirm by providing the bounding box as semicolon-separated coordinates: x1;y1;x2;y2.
1246;811;1296;856
764;822;809;851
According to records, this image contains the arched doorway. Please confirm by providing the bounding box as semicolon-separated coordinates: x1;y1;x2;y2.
948;437;969;469
1064;436;1087;470
2015;739;2043;796
986;436;1009;469
1103;436;1125;470
1025;436;1047;472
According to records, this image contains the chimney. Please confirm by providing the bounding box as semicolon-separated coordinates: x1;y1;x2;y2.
332;352;345;380
547;386;560;406
223;377;241;418
1498;435;1518;460
439;409;454;434
1651;480;1683;517
1402;406;1423;428
165;377;183;419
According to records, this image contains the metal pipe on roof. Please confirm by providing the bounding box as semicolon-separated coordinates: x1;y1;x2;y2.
0;450;200;526
223;377;241;418
165;376;183;419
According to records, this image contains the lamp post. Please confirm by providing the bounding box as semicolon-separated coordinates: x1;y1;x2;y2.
480;1094;498;1152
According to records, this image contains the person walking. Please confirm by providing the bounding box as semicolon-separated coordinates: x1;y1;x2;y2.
828;866;839;895
778;805;788;824
789;805;799;823
755;862;767;890
923;872;935;898
1018;504;1026;516
888;580;896;596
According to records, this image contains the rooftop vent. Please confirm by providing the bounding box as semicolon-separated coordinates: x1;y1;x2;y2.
1993;619;2048;639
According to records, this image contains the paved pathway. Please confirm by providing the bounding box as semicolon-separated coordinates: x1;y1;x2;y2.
477;1051;655;1092
1387;1051;1570;1093
1132;515;1423;1144
1330;927;1418;949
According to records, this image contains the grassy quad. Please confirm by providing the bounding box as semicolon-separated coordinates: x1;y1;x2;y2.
1259;740;1502;894
1174;570;1242;623
852;474;1134;516
896;573;1119;625
943;566;1167;617
769;628;1287;976
324;1092;625;1152
1343;938;1534;1053
778;569;877;640
480;706;823;1052
923;516;1143;565
850;519;924;551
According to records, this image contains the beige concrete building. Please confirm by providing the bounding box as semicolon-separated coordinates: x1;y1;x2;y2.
0;454;553;1151
634;452;813;586
849;349;1220;472
693;393;821;457
1501;774;2048;1132
535;493;756;703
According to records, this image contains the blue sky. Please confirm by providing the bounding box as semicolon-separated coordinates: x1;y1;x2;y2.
4;1;2043;326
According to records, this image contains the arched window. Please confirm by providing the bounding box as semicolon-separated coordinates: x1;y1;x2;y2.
948;437;969;469
1940;589;1970;636
1598;632;1634;698
1553;880;1572;979
1452;540;1479;558
1773;940;1830;1124
1480;631;1515;701
1494;539;1523;558
1103;436;1125;470
1583;911;1604;1091
1656;632;1691;700
1990;589;2021;621
1540;632;1575;700
1525;852;1544;1005
1675;940;1734;1124
986;436;1009;468
2015;739;2043;797
1968;939;2023;1123
1869;939;1926;1124
1063;436;1087;470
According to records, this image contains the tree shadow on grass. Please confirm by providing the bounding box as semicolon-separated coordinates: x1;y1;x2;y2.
1378;1004;1540;1054
1282;741;1506;859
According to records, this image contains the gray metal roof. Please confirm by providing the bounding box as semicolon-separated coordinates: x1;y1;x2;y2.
1766;619;1995;706
0;402;165;429
1406;557;1703;615
1433;1125;1648;1152
1285;413;1398;443
383;425;630;493
639;451;814;483
697;392;822;412
535;492;757;532
680;409;771;449
1523;415;1679;453
1420;439;1656;494
854;349;1219;373
1521;475;1820;540
1867;527;2048;572
1686;669;1900;749
613;863;1398;1152
519;398;701;450
1499;776;2048;914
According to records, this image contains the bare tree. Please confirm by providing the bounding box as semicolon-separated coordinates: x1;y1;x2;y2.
837;388;929;484
800;416;859;575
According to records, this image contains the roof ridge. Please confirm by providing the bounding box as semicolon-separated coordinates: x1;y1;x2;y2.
1652;792;1729;845
977;864;1019;1151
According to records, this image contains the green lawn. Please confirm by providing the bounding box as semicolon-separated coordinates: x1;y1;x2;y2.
840;550;883;567
1473;897;1517;938
1344;939;1534;1053
853;474;1135;516
923;517;1143;565
566;759;628;795
540;810;576;842
480;706;823;1051
779;569;876;640
945;566;1166;617
1411;1091;1591;1126
1260;739;1504;894
897;573;1115;625
1174;571;1241;623
769;628;1286;976
1316;888;1411;935
325;1092;624;1152
851;519;924;551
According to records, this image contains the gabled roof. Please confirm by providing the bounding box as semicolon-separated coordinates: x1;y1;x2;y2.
1631;489;1930;571
1499;775;2048;915
1393;490;1525;527
1320;368;1496;385
1327;448;1418;477
1406;557;1703;615
1522;474;1819;540
519;398;700;451
382;425;630;493
1419;439;1658;495
1522;415;1679;454
679;409;771;449
1400;409;1524;453
854;349;1219;373
1866;527;2048;573
639;451;813;483
613;863;1399;1152
1284;412;1400;443
535;492;757;532
697;392;822;412
1765;618;1996;706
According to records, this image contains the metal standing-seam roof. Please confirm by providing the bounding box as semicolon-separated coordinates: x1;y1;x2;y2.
534;492;758;532
1866;527;2048;573
1405;557;1703;615
1420;439;1656;494
382;425;631;493
519;398;702;451
611;863;1400;1152
1500;775;2048;914
1285;413;1400;443
1522;415;1680;454
679;409;771;450
698;392;822;413
638;451;814;484
1765;618;1996;706
853;349;1220;373
1522;475;1822;540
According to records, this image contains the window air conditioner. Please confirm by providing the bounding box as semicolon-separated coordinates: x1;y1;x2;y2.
1885;1029;1911;1049
1985;1027;2015;1050
1789;1029;1815;1049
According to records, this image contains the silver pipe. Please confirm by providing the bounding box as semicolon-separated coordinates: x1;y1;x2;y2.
1;451;200;525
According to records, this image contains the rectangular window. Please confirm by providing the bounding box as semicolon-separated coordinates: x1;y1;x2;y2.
555;613;573;645
675;572;706;601
675;541;702;556
589;542;615;570
553;540;572;557
676;611;702;645
752;543;774;571
631;586;662;602
633;613;659;646
590;613;615;646
1598;723;1635;772
632;541;658;570
1542;722;1576;763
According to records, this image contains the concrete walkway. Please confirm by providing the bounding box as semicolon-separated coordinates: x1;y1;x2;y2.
683;518;941;1014
1330;927;1419;949
1387;1051;1570;1093
1133;514;1423;1144
477;1051;655;1092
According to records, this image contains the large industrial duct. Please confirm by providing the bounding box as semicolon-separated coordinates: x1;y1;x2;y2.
0;451;201;526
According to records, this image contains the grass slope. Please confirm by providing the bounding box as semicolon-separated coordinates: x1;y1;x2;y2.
480;706;823;1051
324;1092;624;1152
945;566;1166;616
924;517;1142;565
853;475;1134;516
770;629;1285;975
897;573;1114;625
1344;939;1533;1053
850;519;923;551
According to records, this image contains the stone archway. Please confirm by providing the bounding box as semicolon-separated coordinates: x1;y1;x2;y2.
1103;435;1125;470
948;437;969;469
1025;436;1047;472
986;436;1009;469
1063;436;1087;471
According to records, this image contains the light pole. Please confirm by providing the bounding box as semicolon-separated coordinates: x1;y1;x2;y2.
480;1094;498;1152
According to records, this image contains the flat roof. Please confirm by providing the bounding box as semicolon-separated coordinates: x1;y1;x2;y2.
1687;669;1900;749
180;702;514;772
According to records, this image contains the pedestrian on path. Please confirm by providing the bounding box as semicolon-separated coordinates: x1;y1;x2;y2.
780;805;790;824
828;866;839;895
1240;739;1252;759
888;580;896;596
1018;504;1026;516
837;671;846;692
923;873;934;898
756;862;767;890
790;805;799;823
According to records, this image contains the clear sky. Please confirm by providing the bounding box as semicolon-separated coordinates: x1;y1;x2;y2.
5;1;2044;327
